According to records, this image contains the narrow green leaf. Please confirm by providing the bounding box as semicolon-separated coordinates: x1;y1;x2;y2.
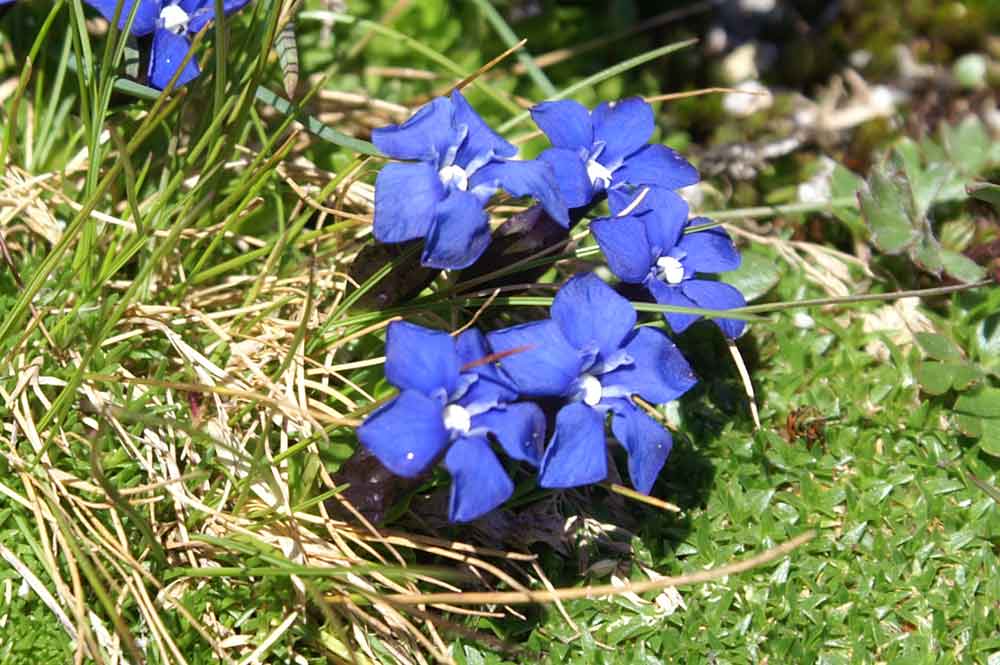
497;39;696;133
468;0;556;97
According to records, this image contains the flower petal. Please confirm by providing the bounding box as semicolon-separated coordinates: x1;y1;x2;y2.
456;328;517;407
373;162;442;243
552;273;636;359
451;90;517;163
149;28;201;90
87;0;159;34
422;190;491;270
608;399;672;494
530;99;593;151
602;327;697;405
539;147;593;209
473;402;546;465
383;321;459;397
471;159;570;227
614;144;699;191
372;96;456;162
538;403;607;488
636;187;689;252
487;320;584;397
592;97;655;165
677;222;741;273
590;215;653;284
186;0;250;33
681;279;747;338
357;390;447;477
444;436;514;522
647;278;700;334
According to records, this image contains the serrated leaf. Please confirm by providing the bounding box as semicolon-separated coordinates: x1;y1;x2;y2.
967;181;1000;211
721;248;782;301
940;249;987;283
858;169;918;254
941;116;992;176
892;140;961;218
915;332;964;362
954;387;1000;418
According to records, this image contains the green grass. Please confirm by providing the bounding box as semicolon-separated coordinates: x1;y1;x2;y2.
1;1;999;664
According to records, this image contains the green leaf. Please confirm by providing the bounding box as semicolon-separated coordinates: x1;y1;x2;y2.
914;361;980;395
911;231;943;275
979;418;1000;457
721;248;782;301
955;413;984;437
967;181;1000;211
940;249;987;283
941;116;992;176
858;168;917;254
914;333;964;362
939;218;976;252
954;387;1000;418
915;361;956;395
974;314;1000;372
892;140;957;218
830;163;865;234
949;363;984;391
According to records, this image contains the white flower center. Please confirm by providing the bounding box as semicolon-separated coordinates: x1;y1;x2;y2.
159;4;190;35
442;404;472;435
656;256;685;285
586;158;613;190
438;164;469;191
579;374;603;407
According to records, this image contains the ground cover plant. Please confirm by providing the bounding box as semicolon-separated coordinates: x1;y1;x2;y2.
1;1;999;663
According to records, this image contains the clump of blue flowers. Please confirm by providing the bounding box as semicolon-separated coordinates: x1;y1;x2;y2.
85;0;249;89
372;90;568;270
531;97;699;213
358;94;749;521
356;321;546;522
591;187;747;338
487;273;697;493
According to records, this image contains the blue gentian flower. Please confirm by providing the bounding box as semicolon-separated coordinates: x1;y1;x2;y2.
372;91;569;270
86;0;249;89
357;321;546;522
590;187;747;338
486;273;697;494
530;97;699;212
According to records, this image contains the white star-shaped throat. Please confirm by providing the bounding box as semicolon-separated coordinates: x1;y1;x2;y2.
159;4;190;35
